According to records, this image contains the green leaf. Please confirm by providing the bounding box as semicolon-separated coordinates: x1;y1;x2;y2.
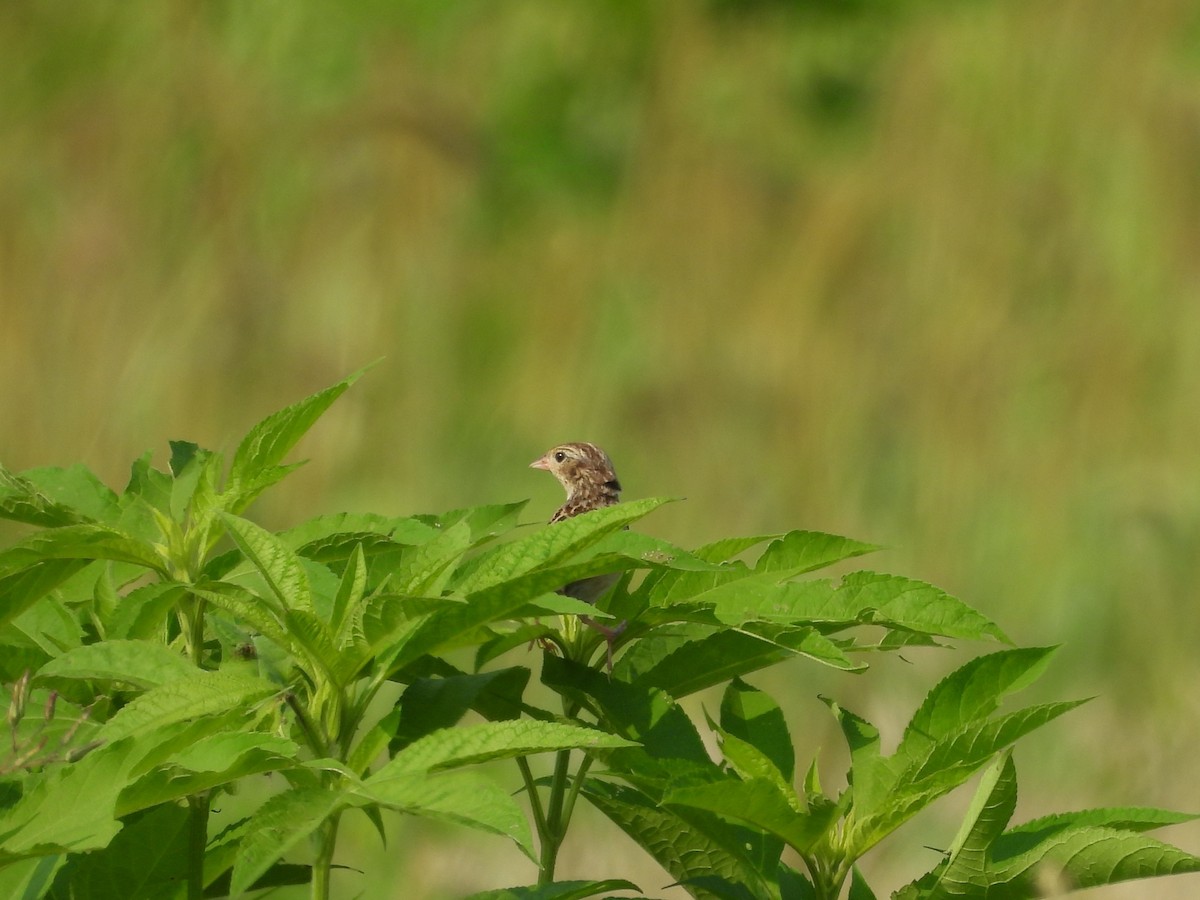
691;534;779;563
46;803;188;900
541;655;710;764
355;770;534;859
330;542;366;643
0;526;165;582
36;640;197;690
0;559;93;630
985;827;1200;894
382;520;472;596
219;513;312;612
464;879;642;900
15;465;120;524
374;720;635;778
847;865;877;900
225;366;370;513
229;787;346;896
897;647;1058;766
581;778;776;900
849;699;1088;853
105;583;186;641
926;751;1019;897
1007;806;1200;838
282;512;439;564
721;679;795;783
98;671;278;743
834;572;1008;642
826;698;896;817
453;498;674;595
0;737;147;856
665;777;835;854
428;500;529;543
754;531;880;575
694;572;1006;643
118;733;298;814
391;667;530;752
0;464;90;527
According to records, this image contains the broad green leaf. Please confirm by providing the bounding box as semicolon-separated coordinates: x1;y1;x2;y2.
927;752;1019;897
0;526;165;582
330;543;366;643
391;667;530;751
375;720;635;778
46;803;188;900
465;879;642;900
118;733;298;814
428;500;529;542
754;531;880;575
0;738;146;856
721;679;795;783
98;671;278;743
847;866;877;900
826;698;897;817
695;572;1006;643
665;777;835;854
385;561;631;674
381;520;472;596
453;498;673;595
0;855;66;900
0;559;93;630
123;452;172;514
229;787;346;896
541;655;710;764
0;464;89;527
355;770;534;859
282;513;439;566
984;827;1200;896
834;572;1008;642
691;534;779;564
219;513;312;612
1008;806;1200;838
282;608;343;683
36;640;197;690
225;366;369;513
850;699;1088;853
105;583;186;641
581;778;776;900
586;530;725;572
627;627;859;700
18;465;120;524
897;647;1058;766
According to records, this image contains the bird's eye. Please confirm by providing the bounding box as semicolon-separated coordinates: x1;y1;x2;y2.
553;451;567;463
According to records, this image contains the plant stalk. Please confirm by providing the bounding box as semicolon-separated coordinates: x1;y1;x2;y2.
186;791;210;900
312;810;342;900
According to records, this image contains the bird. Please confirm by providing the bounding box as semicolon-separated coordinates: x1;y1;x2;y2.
530;442;627;667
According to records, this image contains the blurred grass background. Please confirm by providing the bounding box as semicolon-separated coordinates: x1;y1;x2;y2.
4;0;1200;896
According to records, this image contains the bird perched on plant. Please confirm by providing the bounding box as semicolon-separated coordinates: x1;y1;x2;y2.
530;442;626;664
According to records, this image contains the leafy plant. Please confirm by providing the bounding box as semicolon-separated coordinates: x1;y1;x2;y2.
0;370;1195;900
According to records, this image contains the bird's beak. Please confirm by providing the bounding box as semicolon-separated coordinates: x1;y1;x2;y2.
529;455;551;470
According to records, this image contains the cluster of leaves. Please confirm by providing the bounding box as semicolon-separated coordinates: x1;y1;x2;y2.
1;370;1197;900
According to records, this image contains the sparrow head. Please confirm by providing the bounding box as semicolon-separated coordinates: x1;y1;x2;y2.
530;442;621;501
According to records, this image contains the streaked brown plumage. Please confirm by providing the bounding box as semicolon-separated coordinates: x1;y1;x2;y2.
530;442;626;665
530;442;622;525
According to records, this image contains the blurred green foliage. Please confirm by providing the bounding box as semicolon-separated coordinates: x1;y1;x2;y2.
3;1;1200;896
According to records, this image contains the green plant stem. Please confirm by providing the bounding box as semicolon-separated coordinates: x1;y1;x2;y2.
286;692;330;758
312;810;342;900
517;756;549;840
538;748;574;885
186;791;210;900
